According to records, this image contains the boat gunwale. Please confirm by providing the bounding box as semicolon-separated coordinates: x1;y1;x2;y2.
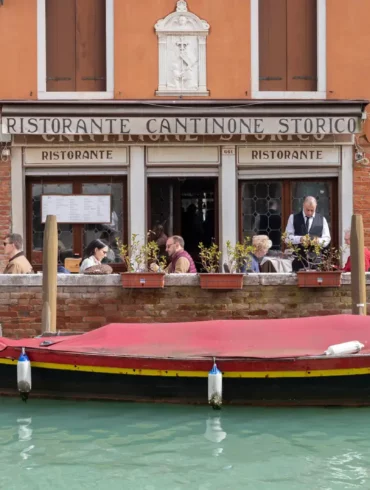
1;345;370;363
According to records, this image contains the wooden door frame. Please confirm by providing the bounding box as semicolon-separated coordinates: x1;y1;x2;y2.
287;177;338;249
238;177;339;248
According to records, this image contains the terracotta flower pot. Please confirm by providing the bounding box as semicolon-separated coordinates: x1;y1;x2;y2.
121;272;165;289
199;273;244;290
297;271;342;288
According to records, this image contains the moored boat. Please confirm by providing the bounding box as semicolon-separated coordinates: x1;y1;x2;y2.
1;314;370;406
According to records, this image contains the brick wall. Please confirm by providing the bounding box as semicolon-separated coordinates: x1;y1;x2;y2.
0;275;367;339
354;142;370;245
0;153;11;271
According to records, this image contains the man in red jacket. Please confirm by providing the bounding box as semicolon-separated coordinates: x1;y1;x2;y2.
342;229;370;272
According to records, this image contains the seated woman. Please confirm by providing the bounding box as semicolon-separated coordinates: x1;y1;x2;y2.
247;235;273;272
80;239;111;273
342;229;370;272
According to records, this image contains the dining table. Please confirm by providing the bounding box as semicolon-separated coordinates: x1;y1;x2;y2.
260;254;294;273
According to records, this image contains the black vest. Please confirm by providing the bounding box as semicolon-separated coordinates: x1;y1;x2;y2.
293;212;324;238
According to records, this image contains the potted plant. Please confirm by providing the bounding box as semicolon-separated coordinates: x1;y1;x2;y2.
283;233;342;288
198;239;254;289
118;234;167;288
225;238;255;273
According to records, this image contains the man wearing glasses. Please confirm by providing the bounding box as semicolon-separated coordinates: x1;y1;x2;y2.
3;234;33;274
151;235;197;274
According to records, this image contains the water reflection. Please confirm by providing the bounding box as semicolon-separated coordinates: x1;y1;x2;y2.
326;450;368;487
204;416;227;457
18;418;32;442
17;417;34;461
204;416;227;444
0;402;370;490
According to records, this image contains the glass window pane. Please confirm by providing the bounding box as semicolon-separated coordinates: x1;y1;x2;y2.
241;181;282;250
291;181;332;230
82;183;124;263
31;183;73;265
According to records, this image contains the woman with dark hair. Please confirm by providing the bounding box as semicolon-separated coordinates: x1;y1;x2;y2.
80;239;109;273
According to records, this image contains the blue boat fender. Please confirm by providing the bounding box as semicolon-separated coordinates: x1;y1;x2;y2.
208;359;222;410
17;348;31;402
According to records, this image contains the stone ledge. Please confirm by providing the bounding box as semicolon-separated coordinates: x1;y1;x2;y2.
0;272;366;287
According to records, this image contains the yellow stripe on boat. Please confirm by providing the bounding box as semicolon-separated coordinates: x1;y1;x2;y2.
1;358;370;378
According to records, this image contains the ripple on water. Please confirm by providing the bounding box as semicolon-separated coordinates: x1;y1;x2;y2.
0;401;370;489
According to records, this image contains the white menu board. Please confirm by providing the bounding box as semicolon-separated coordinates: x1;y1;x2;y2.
41;195;111;224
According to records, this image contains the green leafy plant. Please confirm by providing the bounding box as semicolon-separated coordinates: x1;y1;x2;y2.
226;238;255;273
117;233;142;272
117;234;167;272
144;240;168;272
282;232;341;272
198;242;222;273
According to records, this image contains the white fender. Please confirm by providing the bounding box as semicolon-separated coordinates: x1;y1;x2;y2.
325;341;364;356
17;348;32;397
208;362;222;409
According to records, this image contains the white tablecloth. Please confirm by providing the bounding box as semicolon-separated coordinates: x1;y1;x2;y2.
260;256;293;273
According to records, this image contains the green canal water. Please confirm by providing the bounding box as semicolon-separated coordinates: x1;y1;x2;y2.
0;399;369;490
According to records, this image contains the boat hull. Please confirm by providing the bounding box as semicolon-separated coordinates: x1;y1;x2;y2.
2;356;370;406
2;315;370;406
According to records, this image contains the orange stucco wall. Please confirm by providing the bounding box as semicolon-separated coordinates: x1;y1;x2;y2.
0;0;37;99
115;0;251;99
0;0;370;101
327;0;370;100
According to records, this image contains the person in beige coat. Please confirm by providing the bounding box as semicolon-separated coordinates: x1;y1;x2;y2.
3;234;33;274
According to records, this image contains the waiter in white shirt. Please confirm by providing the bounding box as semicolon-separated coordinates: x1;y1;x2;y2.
285;196;331;271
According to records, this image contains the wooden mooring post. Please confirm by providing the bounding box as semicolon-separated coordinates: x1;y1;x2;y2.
41;215;58;333
351;214;367;316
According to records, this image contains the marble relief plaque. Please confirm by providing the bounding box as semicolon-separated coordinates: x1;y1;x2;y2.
155;1;209;96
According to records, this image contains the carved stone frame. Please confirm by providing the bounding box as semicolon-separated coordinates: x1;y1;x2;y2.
155;0;210;96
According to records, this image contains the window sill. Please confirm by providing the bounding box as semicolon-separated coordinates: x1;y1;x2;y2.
252;91;327;100
38;91;114;100
155;90;210;97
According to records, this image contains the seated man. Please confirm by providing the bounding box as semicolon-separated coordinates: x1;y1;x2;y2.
342;229;370;272
285;196;331;272
151;235;197;273
148;223;168;257
3;233;33;274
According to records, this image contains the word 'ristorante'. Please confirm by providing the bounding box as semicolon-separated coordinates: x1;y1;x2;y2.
251;149;324;160
41;150;113;161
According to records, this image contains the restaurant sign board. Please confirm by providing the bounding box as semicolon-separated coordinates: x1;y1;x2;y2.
238;146;340;165
25;147;127;165
2;116;360;135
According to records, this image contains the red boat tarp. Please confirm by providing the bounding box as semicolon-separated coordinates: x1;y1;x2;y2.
0;315;370;359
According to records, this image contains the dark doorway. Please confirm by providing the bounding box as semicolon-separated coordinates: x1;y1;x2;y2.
148;178;218;268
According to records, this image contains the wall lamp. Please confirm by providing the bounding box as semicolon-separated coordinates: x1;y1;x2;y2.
1;146;10;162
